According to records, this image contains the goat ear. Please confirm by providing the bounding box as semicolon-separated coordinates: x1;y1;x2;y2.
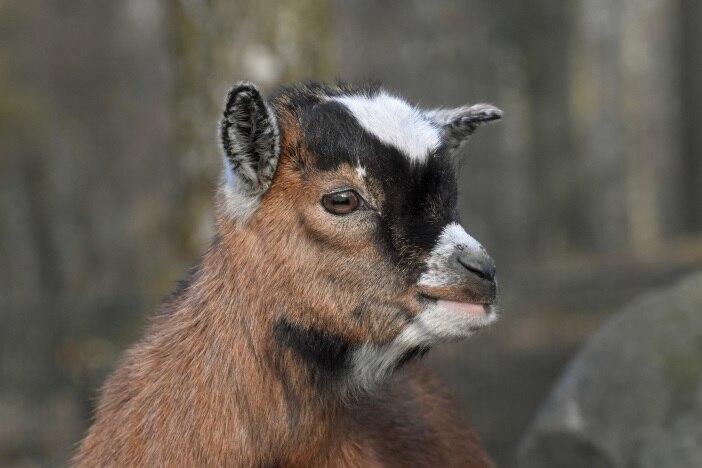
220;81;280;195
427;104;502;154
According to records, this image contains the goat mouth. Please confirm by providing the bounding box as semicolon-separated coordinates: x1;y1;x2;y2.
417;292;494;317
438;300;491;317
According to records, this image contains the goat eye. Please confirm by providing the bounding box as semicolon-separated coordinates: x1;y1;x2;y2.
322;190;360;215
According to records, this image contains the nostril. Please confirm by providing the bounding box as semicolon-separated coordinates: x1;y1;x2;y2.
456;254;496;281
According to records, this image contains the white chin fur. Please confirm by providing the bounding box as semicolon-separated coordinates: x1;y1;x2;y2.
345;301;497;399
408;300;497;343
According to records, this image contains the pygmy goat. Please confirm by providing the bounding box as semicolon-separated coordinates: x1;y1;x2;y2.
74;81;503;467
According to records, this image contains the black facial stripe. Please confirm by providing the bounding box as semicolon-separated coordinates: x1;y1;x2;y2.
302;101;459;276
273;318;351;377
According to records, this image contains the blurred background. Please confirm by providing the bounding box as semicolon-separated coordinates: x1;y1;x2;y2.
1;0;701;466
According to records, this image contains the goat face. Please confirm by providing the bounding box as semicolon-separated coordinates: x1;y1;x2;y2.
218;82;502;394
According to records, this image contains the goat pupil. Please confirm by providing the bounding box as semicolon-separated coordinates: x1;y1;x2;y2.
333;194;349;205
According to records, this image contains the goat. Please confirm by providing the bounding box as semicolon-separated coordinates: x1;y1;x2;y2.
73;81;502;467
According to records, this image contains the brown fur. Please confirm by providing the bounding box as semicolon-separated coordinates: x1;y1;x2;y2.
73;97;494;467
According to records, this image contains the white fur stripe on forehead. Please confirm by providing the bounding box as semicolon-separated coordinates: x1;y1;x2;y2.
332;92;441;162
418;222;485;288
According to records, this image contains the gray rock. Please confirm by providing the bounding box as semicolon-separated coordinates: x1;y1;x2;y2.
518;272;702;468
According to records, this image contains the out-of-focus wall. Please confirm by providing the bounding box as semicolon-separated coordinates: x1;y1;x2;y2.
1;1;700;466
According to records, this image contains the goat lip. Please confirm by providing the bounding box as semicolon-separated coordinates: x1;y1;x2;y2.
437;300;488;316
417;293;492;316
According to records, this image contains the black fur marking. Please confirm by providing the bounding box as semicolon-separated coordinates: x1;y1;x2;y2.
273;319;352;377
268;354;301;435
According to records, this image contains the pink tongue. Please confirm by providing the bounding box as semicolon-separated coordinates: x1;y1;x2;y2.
437;300;485;316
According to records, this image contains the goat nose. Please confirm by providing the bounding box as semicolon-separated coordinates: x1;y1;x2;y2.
456;252;496;282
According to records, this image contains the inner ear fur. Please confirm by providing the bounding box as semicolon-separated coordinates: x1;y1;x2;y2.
220;81;280;195
427;104;503;154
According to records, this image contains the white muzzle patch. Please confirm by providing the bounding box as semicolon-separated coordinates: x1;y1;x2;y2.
418;222;486;288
